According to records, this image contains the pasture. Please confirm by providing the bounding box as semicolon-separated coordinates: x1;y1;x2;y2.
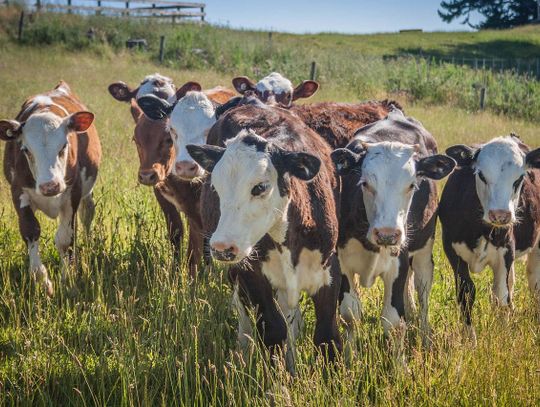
1;36;540;406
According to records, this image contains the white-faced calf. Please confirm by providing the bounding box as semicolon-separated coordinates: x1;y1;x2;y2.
440;135;540;343
108;73;177;103
0;81;101;296
331;109;455;345
188;105;343;371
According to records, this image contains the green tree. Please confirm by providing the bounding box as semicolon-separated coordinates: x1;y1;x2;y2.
439;0;538;29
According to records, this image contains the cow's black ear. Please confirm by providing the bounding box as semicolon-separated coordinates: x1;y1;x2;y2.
232;76;256;94
186;144;225;173
445;144;477;167
137;95;174;120
416;155;456;180
0;120;23;141
108;82;137;102
279;151;321;181
526;147;540;169
215;96;243;119
331;148;362;176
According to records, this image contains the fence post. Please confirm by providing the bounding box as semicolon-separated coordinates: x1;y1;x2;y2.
159;35;165;64
310;61;317;81
479;87;486;110
200;6;204;22
17;11;24;42
67;0;72;14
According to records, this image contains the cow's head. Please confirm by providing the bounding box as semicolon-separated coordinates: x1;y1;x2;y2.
232;72;318;108
446;136;540;228
332;142;455;248
108;73;176;103
187;130;321;263
129;100;174;185
0;111;94;196
138;81;219;181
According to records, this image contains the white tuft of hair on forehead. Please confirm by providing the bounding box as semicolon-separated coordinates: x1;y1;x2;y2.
362;141;416;176
256;72;293;95
23;95;69;116
476;136;525;173
136;73;176;102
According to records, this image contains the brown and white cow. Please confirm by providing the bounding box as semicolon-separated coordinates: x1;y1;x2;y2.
187;104;343;372
0;81;101;296
440;135;540;344
331;109;455;346
108;78;235;275
230;72;400;148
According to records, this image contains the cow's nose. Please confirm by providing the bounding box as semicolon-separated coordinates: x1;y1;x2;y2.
373;228;402;247
175;161;199;179
210;241;239;262
488;209;512;225
138;170;158;185
39;181;61;196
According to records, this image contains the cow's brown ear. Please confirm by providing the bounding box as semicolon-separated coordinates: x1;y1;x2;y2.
130;99;143;123
445;144;477;167
68;112;94;132
526;148;540;169
175;81;202;100
108;82;137;102
0;120;23;141
292;80;319;101
232;76;256;94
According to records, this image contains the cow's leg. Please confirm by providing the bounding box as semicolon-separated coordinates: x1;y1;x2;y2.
381;252;408;362
526;244;540;318
154;189;183;258
404;267;417;322
56;203;76;282
276;289;300;374
339;271;361;352
229;265;287;358
312;254;342;363
187;221;203;278
14;190;53;296
492;245;515;310
411;238;435;346
78;192;96;235
444;241;476;345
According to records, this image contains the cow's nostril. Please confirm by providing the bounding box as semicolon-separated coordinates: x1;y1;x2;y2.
210;242;239;262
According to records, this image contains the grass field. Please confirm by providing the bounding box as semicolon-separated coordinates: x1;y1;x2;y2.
1;21;540;406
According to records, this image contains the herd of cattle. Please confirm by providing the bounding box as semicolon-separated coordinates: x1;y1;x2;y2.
1;72;539;370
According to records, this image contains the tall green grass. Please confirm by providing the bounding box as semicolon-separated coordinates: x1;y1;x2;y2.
1;7;540;122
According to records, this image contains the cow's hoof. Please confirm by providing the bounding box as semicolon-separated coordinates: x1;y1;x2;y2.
44;279;54;297
463;324;477;347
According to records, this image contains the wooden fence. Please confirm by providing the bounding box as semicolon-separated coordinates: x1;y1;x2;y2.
28;0;206;23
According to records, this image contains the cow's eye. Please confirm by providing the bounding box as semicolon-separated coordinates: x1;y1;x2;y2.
21;146;32;158
251;183;269;197
58;143;67;156
164;137;173;146
477;171;487;184
360;181;374;193
513;175;524;192
409;182;416;191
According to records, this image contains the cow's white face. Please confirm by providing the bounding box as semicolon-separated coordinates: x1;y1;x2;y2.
187;131;321;263
332;141;455;248
0;111;94;197
255;72;294;106
473;138;528;226
169;91;216;180
360;142;418;246
137;74;176;103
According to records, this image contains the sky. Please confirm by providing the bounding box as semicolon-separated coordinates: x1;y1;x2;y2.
202;0;476;34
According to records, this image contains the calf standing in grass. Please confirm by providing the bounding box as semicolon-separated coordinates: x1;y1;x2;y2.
441;135;540;343
331;109;455;346
188;105;343;372
108;78;235;275
0;81;101;296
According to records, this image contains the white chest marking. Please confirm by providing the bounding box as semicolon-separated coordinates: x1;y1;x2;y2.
261;247;331;309
23;187;71;218
339;238;398;287
452;237;508;274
